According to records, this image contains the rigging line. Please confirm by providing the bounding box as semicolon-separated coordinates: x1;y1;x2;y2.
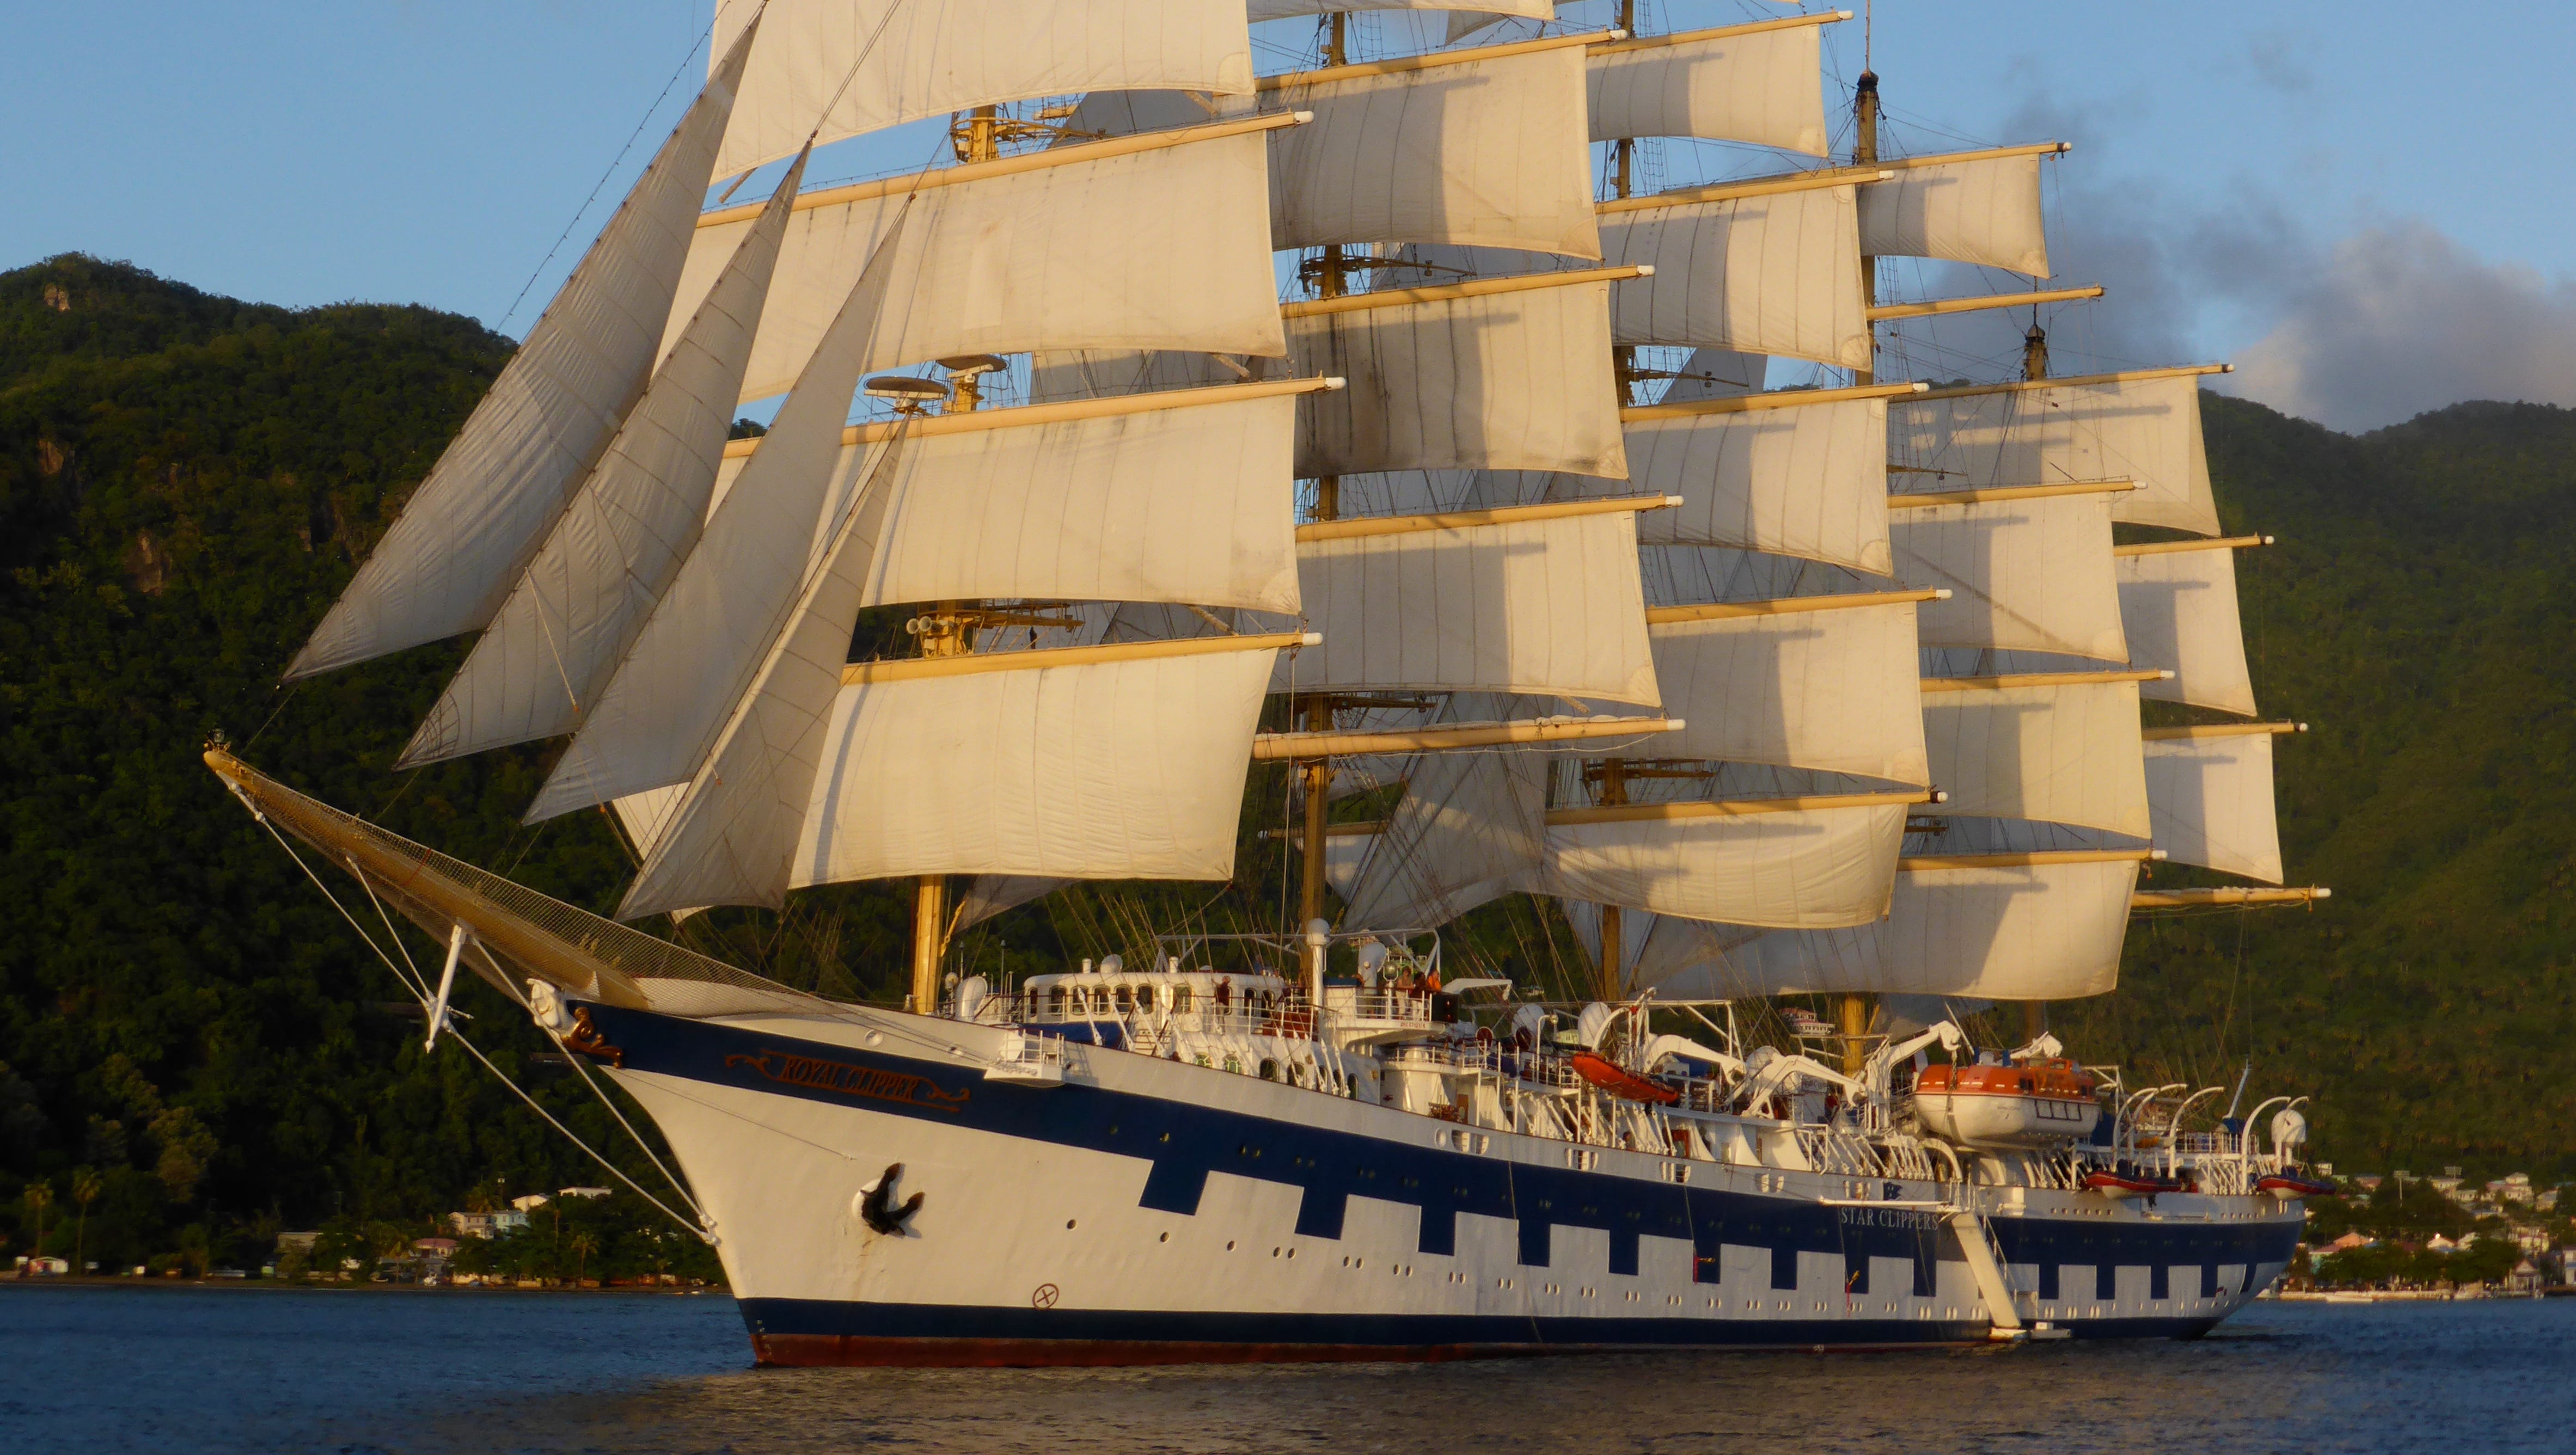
242;680;302;752
497;25;711;335
351;861;432;1002
448;1026;712;1239
554;1027;707;1223
245;805;424;1005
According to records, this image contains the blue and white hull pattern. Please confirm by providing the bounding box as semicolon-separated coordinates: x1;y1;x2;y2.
585;1003;2303;1367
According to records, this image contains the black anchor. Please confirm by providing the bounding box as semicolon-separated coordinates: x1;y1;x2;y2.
861;1162;925;1236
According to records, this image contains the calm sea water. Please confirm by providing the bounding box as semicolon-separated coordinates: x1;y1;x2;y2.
5;1285;2573;1454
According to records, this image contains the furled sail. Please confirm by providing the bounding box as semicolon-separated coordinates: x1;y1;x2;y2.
1890;487;2128;660
791;641;1288;887
853;381;1315;612
1288;502;1661;703
1684;852;2144;998
284;24;759;679
1539;795;1911;928
1625;386;1895;570
1587;18;1833;155
1919;674;2153;838
399;154;808;769
1289;273;1629;478
1596;183;1870;366
1639;595;1931;784
2143;728;2285;883
711;0;1255;178
1857;146;2061;278
672;118;1292;404
1889;370;2223;537
2116;539;2260;717
530;213;913;824
1336;750;1548;930
1264;36;1601;257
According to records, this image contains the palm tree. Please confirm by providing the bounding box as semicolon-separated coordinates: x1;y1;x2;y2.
568;1231;598;1286
71;1170;101;1276
21;1182;52;1265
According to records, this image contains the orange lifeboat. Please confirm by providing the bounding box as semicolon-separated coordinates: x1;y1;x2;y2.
1914;1059;2101;1147
1570;1052;1680;1106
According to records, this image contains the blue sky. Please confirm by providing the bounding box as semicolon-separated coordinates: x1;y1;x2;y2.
7;1;2571;430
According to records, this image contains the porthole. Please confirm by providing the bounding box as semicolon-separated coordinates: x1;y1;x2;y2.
1158;1232;1170;1243
1065;1219;1077;1230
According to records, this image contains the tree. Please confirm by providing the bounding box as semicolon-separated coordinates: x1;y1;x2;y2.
21;1182;51;1258
568;1230;597;1286
71;1169;101;1274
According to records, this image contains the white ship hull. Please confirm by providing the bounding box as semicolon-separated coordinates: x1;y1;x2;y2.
586;1000;2304;1366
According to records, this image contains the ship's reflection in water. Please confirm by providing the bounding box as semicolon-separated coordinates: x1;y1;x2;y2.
454;1303;2568;1455
10;1287;2574;1454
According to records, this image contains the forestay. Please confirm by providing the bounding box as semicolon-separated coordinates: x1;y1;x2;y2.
1539;799;1907;929
672;124;1286;404
1288;508;1660;702
1858;150;2054;277
1890;373;2221;536
1588;21;1831;154
790;648;1280;886
399;156;806;769
2117;542;2259;717
1919;677;2152;838
285;27;757;679
1598;188;1870;366
1892;492;2127;660
712;0;1254;177
1640;600;1930;784
2144;732;2284;883
1687;855;2141;998
1290;280;1627;477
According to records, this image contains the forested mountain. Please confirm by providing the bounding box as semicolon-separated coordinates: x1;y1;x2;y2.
3;254;2572;1270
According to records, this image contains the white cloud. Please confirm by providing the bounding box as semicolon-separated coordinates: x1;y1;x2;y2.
2220;222;2576;433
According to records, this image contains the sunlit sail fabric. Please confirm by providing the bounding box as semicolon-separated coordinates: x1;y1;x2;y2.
1920;677;2151;838
1588;23;1829;154
1892;493;2127;660
2118;543;2258;717
1597;188;1869;366
1337;751;1548;930
1643;601;1930;784
1858;151;2053;277
1251;0;1547;18
285;27;758;679
399;155;807;768
1890;374;2221;536
790;649;1281;885
1691;856;2141;998
1630;394;1890;570
2144;732;2284;883
712;0;1253;177
1539;799;1907;928
671;124;1284;403
1288;509;1660;702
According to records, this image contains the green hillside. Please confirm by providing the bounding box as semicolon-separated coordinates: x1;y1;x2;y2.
2;253;2571;1272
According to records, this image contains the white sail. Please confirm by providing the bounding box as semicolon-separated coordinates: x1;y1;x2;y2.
1292;278;1627;478
1892;491;2127;661
284;26;758;679
791;646;1282;885
1642;599;1930;785
1920;676;2152;838
1689;855;2142;998
399;154;807;769
1539;798;1908;929
1656;347;1767;402
1338;751;1547;930
616;428;917;920
855;387;1305;612
1630;392;1892;570
672;122;1287;404
1266;40;1600;257
2117;542;2259;717
1588;22;1831;155
1598;187;1870;366
2144;731;2284;883
1858;150;2054;278
528;216;912;824
1251;0;1547;18
712;0;1254;177
1890;373;2221;537
1289;507;1660;703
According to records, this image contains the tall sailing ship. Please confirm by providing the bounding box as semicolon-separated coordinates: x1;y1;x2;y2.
212;0;2336;1363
